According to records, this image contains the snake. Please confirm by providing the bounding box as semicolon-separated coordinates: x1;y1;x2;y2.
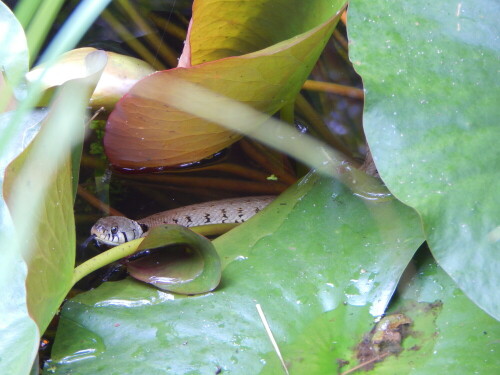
91;195;276;246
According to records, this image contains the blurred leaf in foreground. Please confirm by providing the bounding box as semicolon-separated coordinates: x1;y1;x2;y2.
3;51;107;334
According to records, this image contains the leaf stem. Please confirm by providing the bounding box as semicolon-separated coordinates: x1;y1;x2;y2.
70;223;238;288
71;238;143;287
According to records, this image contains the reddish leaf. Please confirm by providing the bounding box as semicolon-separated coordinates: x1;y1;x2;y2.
105;1;346;168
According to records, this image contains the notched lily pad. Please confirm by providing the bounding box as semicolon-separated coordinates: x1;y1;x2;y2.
348;0;500;319
48;172;424;374
127;225;221;294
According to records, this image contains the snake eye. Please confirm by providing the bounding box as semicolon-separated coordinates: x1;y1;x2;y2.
111;226;118;235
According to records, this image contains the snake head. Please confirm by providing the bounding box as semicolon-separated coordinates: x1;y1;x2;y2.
91;216;145;246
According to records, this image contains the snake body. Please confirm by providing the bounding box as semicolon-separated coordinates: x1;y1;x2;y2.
91;195;276;246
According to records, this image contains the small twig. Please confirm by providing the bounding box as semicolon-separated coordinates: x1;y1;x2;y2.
302;80;364;100
340;352;390;375
77;185;125;217
85;107;105;127
294;94;353;158
239;139;297;186
101;9;166;70
117;173;288;194
185;163;287;185
341;9;348;26
149;13;187;42
333;29;349;51
116;0;178;67
256;304;289;375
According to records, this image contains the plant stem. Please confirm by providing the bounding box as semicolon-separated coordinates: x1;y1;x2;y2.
71;238;143;286
70;223;239;288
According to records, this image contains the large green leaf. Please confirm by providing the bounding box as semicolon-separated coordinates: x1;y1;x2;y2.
104;0;346;168
46;172;423;374
348;0;500;319
0;2;112;373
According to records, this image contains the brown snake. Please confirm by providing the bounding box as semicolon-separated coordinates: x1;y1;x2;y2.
91;195;276;246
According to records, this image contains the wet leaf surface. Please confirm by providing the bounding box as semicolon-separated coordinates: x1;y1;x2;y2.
47;172;423;374
258;251;500;374
348;0;500;319
361;251;500;374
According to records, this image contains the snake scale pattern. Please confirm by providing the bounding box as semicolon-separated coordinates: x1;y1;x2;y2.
91;195;276;246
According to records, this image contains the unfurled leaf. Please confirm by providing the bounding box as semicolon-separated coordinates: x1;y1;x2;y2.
104;0;346;168
26;47;155;108
127;225;221;294
185;0;348;65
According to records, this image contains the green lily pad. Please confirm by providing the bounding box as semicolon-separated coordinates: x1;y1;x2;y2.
46;172;423;374
348;0;500;319
364;251;500;373
259;250;500;374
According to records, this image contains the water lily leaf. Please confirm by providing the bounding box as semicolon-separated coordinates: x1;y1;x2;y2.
26;47;155;108
127;225;221;294
3;51;107;334
360;251;500;373
348;0;500;318
104;0;346;168
258;252;500;374
47;172;423;374
185;0;348;65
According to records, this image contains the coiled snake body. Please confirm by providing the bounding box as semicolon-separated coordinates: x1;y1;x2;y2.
91;195;276;246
